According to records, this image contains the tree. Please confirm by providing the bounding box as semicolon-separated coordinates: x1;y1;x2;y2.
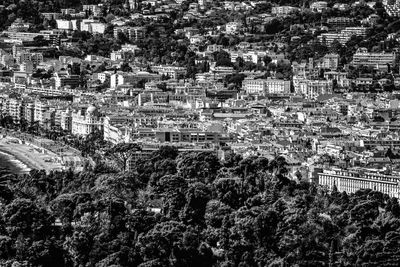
177;152;221;183
180;182;211;225
262;55;272;66
120;62;132;72
154;175;187;219
214;51;232;67
137;221;187;265
105;143;142;171
2;198;53;239
93;172;138;206
63;229;93;266
117;31;130;44
0;171;15;203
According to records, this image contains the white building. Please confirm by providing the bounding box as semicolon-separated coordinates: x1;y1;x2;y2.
265;78;291;94
6;98;23;123
320;53;339;70
82;4;102;16
34;99;50;126
111;51;124;61
297;79;333;99
80;20;106;34
114;26;145;40
318;168;400;198
271;6;299;16
71;105;103;137
310;1;328;12
56;19;79;31
352;47;396;70
60;107;72;132
225;22;241;34
103;116;132;144
243;78;267;95
151;65;187;79
243;78;291;95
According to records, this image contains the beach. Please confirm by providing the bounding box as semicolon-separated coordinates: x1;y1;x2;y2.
0;136;64;173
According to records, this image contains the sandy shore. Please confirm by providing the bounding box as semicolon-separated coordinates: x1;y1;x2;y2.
0;136;64;173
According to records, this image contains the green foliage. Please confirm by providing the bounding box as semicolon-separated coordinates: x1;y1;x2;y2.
1;146;400;267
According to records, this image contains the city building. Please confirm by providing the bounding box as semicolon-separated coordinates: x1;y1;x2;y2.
225;22;241;34
271;6;299;16
317;168;400;198
352;48;396;70
114;26;145;40
320;53;339;70
327;17;354;28
71;105;103;137
310;1;328;12
54;72;80;89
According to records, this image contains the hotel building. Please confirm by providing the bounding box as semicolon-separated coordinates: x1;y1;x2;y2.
317;168;400;198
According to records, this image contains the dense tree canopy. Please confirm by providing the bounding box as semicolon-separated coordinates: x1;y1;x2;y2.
0;146;399;266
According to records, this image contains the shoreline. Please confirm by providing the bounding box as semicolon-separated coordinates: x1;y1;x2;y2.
0;149;32;174
0;136;64;174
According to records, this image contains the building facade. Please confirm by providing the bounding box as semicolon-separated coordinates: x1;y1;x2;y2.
71;105;103;137
317;168;400;198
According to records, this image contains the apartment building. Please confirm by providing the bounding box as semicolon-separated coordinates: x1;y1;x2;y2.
2;31;60;45
341;27;367;38
151;65;187;79
318;33;348;46
41;12;62;20
327;17;354;28
34;99;51;126
225;22;241;34
5;98;23;123
82;4;102;16
128;0;139;10
60;108;72;132
56;19;79;31
15;51;43;65
154;128;220;143
7;19;31;32
324;71;350;87
114;26;145;40
80;19;106;34
352;47;396;70
243;78;267;95
271;6;299;16
24;102;35;124
54;73;80;89
243;78;291;95
110;72;161;88
318;27;367;46
103;115;133;144
61;9;76;15
320;53;339;70
265;78;291;94
317;168;400;198
294;79;333;99
310;1;328;12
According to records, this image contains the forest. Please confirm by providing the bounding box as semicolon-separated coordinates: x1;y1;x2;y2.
1;146;400;266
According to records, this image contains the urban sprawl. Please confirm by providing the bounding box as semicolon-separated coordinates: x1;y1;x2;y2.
2;0;400;198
